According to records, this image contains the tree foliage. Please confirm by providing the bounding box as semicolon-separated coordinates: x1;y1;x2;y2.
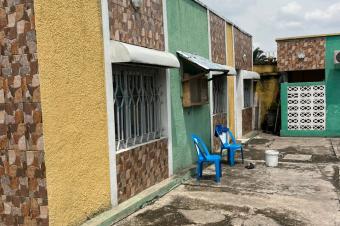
253;47;277;65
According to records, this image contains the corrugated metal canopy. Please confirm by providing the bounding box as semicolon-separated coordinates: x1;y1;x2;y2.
177;51;236;75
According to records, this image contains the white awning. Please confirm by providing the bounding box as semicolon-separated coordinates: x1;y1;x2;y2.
110;41;180;68
177;51;236;75
241;70;260;80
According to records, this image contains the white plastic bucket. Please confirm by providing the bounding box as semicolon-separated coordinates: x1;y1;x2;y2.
265;150;279;167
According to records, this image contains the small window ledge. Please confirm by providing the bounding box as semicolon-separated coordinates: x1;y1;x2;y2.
115;137;168;155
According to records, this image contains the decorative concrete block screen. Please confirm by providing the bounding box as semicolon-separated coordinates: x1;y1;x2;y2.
281;82;326;136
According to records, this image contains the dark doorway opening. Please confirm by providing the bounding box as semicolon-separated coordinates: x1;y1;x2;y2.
288;69;325;83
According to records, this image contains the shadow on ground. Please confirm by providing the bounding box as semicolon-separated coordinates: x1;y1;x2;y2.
115;133;340;226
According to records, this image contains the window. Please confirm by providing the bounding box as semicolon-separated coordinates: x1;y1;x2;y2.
243;79;252;108
113;65;166;150
182;73;209;107
213;76;227;114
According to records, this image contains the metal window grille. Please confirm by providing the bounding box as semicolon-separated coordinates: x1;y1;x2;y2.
243;80;252;108
113;65;163;150
213;76;227;114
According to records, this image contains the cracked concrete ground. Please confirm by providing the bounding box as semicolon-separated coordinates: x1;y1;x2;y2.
114;133;340;226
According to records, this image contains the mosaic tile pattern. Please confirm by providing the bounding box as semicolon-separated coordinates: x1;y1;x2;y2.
277;38;325;71
234;28;252;71
287;85;326;131
212;113;228;153
108;0;165;51
0;0;48;224
210;12;226;65
116;139;168;203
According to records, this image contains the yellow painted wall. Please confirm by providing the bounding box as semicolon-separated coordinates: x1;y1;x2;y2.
253;65;280;126
253;65;278;74
226;23;236;135
226;24;235;67
34;1;111;225
255;77;280;126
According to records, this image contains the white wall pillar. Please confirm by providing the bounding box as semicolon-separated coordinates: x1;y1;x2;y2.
100;0;118;206
162;0;173;177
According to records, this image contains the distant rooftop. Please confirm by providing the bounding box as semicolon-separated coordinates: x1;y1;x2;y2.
276;33;340;42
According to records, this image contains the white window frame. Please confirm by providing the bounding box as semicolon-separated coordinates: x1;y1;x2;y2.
243;79;253;109
212;75;228;115
112;64;168;153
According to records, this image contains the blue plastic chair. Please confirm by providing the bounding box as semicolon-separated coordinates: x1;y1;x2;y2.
191;134;222;183
215;125;244;166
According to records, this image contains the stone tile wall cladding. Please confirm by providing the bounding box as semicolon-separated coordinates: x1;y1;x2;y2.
212;114;227;153
0;0;48;225
277;38;325;71
116;139;168;203
209;12;226;65
234;28;252;71
108;0;165;51
242;107;253;135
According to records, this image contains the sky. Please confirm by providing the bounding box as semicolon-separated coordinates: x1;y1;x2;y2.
199;0;340;56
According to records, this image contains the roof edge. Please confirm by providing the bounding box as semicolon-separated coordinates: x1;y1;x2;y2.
276;33;340;42
192;0;252;38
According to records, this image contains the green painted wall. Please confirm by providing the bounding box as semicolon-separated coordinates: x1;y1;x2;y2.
281;35;340;137
166;0;211;172
325;36;340;136
280;82;327;137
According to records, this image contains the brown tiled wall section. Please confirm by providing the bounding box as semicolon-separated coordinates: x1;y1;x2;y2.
234;28;252;71
212;113;228;153
210;13;226;65
108;0;165;51
116;139;168;203
277;38;325;71
242;107;253;135
0;0;48;225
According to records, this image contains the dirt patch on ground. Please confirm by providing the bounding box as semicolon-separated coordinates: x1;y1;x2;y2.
132;205;193;226
244;145;339;163
331;165;340;191
247;138;271;145
117;196;306;226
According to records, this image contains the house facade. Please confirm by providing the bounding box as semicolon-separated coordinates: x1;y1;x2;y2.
277;34;340;137
233;28;260;139
0;0;256;225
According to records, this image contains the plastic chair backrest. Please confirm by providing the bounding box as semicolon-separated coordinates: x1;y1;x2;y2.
215;125;237;145
191;134;210;159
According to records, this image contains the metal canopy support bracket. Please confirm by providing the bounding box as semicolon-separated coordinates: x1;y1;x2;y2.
207;72;230;82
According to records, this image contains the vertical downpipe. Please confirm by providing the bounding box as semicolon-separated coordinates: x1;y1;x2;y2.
207;10;214;150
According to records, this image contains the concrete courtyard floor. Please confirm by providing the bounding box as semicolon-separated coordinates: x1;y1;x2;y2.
115;133;340;226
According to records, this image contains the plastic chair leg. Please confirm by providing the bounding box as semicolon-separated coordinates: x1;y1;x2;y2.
199;162;203;177
196;162;202;180
227;150;231;165
220;162;222;177
229;151;235;166
241;147;244;164
215;161;221;183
